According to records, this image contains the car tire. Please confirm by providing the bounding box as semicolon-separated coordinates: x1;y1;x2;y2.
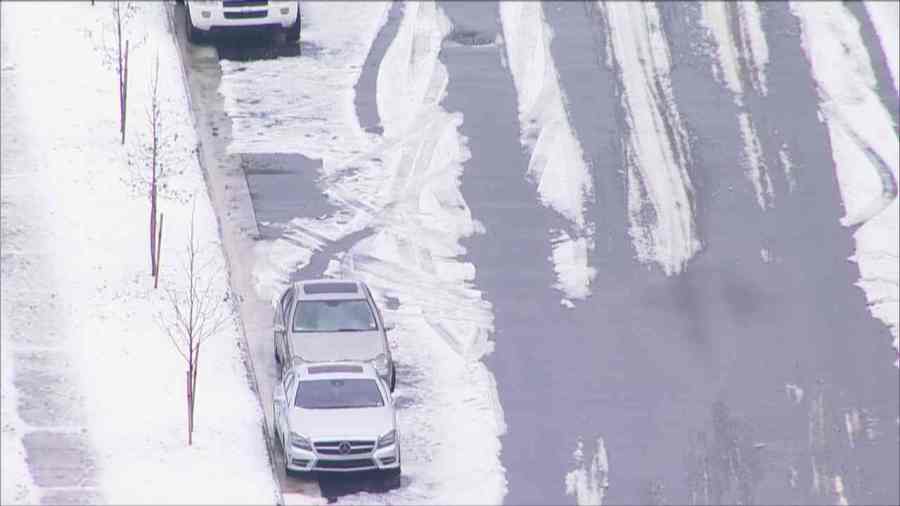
381;464;401;490
185;7;204;43
274;333;282;366
285;4;300;43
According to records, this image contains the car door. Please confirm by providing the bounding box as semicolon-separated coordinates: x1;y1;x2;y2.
275;288;293;362
275;369;295;437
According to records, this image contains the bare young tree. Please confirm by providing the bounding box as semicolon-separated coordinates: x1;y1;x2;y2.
159;202;231;445
82;0;141;143
148;53;161;276
112;0;131;144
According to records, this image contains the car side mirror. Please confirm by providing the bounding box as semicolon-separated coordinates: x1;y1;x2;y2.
384;323;395;331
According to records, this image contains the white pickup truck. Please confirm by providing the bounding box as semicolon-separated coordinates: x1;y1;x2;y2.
184;0;300;43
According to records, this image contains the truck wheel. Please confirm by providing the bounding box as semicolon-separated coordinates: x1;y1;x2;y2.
185;7;204;43
285;5;300;42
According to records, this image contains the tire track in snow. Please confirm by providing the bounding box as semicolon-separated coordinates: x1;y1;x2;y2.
791;1;900;367
598;2;700;276
699;2;775;210
317;3;507;503
498;2;596;302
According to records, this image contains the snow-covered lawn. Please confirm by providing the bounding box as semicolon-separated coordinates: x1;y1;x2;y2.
1;2;278;503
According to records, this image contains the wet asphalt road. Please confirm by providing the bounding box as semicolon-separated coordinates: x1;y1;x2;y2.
176;2;899;504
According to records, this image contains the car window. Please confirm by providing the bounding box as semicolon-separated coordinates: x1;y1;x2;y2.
292;299;378;332
295;379;385;409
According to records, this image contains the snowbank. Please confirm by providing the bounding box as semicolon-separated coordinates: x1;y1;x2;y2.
499;2;596;301
0;2;279;502
219;1;508;503
329;3;508;502
598;2;701;276
791;1;900;367
864;1;900;95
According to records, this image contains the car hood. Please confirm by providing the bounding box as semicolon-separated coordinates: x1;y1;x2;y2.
289;330;385;362
289;405;394;441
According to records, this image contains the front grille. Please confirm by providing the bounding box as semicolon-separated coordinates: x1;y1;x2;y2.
224;10;268;19
316;458;375;470
314;440;375;456
223;0;268;7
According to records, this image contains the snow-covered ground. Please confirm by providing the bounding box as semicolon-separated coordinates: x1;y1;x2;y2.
791;1;900;367
1;2;279;503
499;2;596;303
218;2;507;503
597;1;701;276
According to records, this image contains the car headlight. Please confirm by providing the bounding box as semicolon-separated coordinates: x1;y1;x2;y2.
290;432;312;451
370;354;389;378
377;429;396;448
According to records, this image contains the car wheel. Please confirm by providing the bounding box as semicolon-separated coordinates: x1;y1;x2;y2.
185;7;204;43
274;333;282;366
381;464;401;490
285;4;300;43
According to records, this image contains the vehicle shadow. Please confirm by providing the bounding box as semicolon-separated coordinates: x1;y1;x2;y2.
316;470;400;502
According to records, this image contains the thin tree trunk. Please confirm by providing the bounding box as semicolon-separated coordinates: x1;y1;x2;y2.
154;213;163;289
121;39;129;145
186;369;192;446
192;343;199;431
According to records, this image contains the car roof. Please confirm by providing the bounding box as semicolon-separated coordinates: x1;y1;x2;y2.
293;278;367;301
290;361;380;382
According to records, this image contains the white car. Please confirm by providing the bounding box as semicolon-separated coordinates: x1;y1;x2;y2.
273;362;401;487
184;0;300;43
273;279;397;391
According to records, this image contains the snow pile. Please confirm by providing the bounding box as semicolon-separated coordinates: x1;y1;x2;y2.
864;1;899;95
791;2;900;367
564;437;609;506
499;1;596;301
699;2;774;210
221;1;508;502
328;3;507;502
599;2;701;276
1;2;279;502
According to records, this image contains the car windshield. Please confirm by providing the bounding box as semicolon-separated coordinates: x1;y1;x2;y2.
295;379;384;409
292;299;378;332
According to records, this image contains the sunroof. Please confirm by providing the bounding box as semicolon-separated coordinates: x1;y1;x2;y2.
303;282;359;295
308;364;364;374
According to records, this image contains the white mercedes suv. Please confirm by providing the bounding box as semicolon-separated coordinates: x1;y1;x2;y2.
273;362;401;487
184;0;300;43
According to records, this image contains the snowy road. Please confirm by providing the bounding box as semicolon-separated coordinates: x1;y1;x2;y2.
170;1;898;505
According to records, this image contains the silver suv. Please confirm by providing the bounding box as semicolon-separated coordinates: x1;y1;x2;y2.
273;362;401;486
273;279;396;391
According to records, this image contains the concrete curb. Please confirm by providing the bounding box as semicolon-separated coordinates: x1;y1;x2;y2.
162;3;283;504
